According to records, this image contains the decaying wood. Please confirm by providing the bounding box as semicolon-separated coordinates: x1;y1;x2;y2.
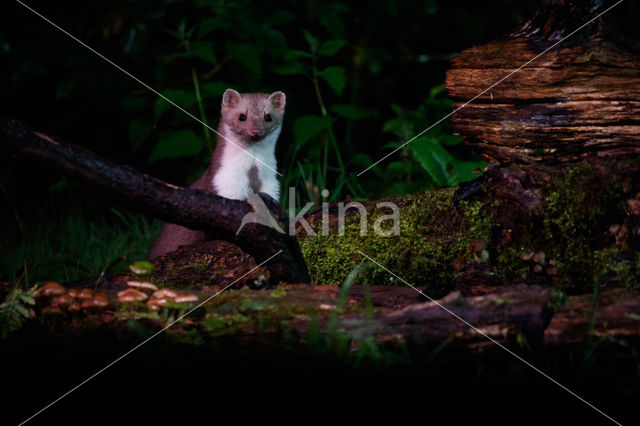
544;288;640;345
25;277;640;348
446;0;640;164
0;115;310;284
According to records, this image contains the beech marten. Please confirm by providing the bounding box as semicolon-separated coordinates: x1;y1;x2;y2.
148;88;286;259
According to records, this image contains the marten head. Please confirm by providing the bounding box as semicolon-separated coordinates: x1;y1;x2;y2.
220;89;286;143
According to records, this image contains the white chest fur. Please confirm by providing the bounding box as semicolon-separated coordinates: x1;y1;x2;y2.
213;125;281;201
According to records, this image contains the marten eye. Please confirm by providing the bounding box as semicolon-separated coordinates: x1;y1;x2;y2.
239;114;247;122
264;114;272;122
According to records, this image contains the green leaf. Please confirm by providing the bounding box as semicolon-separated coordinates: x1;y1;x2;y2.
294;115;329;146
380;140;403;149
409;137;452;186
129;119;152;149
229;43;261;75
188;41;217;64
319;10;345;39
200;81;230;98
318;40;346;56
284;49;313;61
149;130;204;163
317;66;346;96
263;29;287;55
166;42;216;64
390;103;405;115
440;134;463;146
272;61;305;75
350;153;381;177
330;104;376;120
302;30;318;51
121;97;149;112
429;83;446;98
382;119;403;133
450;160;487;184
198;18;229;39
129;260;153;275
385;161;409;180
154;89;196;122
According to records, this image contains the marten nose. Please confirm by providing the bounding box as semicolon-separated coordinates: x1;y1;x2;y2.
250;129;261;136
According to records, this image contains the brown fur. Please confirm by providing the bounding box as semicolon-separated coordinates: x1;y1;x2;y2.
247;165;262;194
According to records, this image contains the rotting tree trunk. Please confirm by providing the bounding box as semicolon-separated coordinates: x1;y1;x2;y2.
0;116;310;284
445;0;640;164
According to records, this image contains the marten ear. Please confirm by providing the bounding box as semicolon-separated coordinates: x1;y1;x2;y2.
268;91;286;112
222;89;242;110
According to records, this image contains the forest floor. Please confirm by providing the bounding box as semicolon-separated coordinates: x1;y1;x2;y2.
3;274;640;424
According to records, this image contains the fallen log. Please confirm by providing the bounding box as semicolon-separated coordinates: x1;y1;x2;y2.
446;0;640;164
0;115;310;284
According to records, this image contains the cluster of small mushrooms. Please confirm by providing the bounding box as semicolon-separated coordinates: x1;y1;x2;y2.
37;280;198;315
38;281;108;314
121;281;198;311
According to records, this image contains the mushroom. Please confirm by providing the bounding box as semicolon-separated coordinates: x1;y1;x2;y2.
66;288;78;298
93;292;109;305
117;288;147;302
37;281;66;297
174;294;198;303
82;293;110;309
53;294;75;307
147;297;170;311
152;288;177;299
76;288;93;300
127;280;158;293
41;306;62;315
67;302;81;312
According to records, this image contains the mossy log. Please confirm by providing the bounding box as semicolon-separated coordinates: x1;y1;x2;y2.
445;0;640;164
297;159;640;296
14;278;640;352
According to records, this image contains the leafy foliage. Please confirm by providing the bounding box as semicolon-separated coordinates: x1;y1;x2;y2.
0;285;37;338
149;130;204;163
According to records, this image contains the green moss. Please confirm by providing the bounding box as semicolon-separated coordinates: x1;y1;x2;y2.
494;163;635;292
203;313;250;333
270;286;287;298
594;247;640;289
298;188;493;294
542;164;622;290
176;262;209;271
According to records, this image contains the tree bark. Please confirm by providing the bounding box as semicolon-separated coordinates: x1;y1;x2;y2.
446;0;640;164
0;115;310;284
